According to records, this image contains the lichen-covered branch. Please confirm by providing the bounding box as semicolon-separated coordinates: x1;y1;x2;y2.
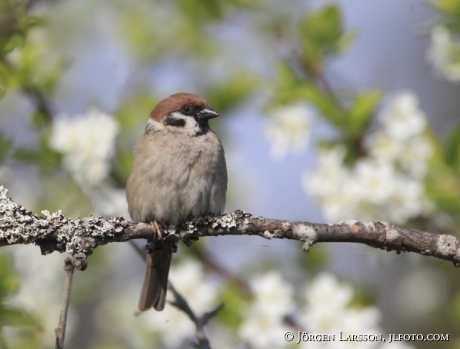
1;185;460;270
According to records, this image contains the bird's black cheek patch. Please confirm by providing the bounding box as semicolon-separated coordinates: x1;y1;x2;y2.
164;115;186;127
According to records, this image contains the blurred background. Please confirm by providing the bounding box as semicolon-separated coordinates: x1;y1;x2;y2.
0;0;459;348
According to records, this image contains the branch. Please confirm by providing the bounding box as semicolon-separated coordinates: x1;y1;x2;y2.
1;185;460;270
169;283;224;349
55;257;75;349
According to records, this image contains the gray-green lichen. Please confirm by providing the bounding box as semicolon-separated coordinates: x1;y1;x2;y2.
0;186;127;270
207;210;251;230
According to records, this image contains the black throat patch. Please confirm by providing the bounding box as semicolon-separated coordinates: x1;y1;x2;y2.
194;119;210;136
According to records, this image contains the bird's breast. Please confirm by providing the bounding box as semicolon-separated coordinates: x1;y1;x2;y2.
126;130;227;225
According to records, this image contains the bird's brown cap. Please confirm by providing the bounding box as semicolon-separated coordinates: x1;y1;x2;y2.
149;93;209;122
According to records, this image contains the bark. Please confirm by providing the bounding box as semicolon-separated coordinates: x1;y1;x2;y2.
1;185;459;271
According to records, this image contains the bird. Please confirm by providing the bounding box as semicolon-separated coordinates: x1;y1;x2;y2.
126;92;227;311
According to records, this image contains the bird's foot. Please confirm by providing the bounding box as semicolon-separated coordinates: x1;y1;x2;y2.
149;220;167;241
145;220;169;254
194;215;208;225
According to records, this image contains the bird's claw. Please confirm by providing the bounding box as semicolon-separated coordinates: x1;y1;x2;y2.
150;220;167;241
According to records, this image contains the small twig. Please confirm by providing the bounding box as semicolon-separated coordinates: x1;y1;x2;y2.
283;314;304;333
274;34;343;105
23;86;55;122
55;257;75;349
169;283;224;349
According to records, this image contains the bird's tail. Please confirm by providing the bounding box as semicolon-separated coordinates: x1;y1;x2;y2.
138;248;172;311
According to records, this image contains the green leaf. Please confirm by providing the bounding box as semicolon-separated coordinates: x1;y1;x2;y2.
426;176;460;213
114;93;159;131
0;133;11;162
110;149;132;187
177;0;222;20
0;61;16;93
0;254;20;301
450;291;460;327
272;63;301;105
22;16;45;31
425;140;460;214
216;284;245;328
432;0;460;17
349;286;377;308
298;5;354;68
296;81;346;127
30;110;48;128
348;90;382;136
0;306;37;328
204;71;259;114
445;125;460;172
0;254;39;331
299;244;328;270
335;30;358;54
0;2;44;57
272;63;346;127
14;147;62;170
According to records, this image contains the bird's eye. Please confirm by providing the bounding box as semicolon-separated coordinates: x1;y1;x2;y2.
182;105;191;114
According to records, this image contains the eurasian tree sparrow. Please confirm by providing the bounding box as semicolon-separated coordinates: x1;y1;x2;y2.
126;93;227;311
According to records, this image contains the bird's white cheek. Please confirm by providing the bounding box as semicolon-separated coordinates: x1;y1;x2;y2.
168;111;199;130
146;118;164;132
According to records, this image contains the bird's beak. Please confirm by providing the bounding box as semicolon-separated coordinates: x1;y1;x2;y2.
195;107;219;120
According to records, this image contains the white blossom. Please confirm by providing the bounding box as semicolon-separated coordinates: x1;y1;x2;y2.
302;147;356;222
303;150;431;224
387;177;428;223
305;91;433;225
248;272;295;317
303;146;348;198
239;311;290;348
365;92;433;178
427;26;460;82
364;131;404;164
365;133;433;179
265;104;313;160
238;272;294;349
351;159;396;205
298;273;387;349
238;272;415;349
397;135;433;178
348;160;427;223
377;92;427;141
49;108;119;189
305;273;353;312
